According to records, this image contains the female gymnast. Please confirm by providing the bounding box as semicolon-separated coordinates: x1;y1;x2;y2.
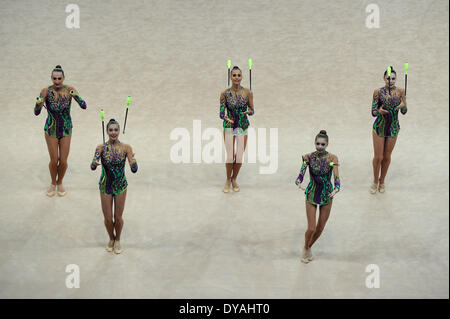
370;66;408;194
295;130;341;263
219;66;255;193
91;119;138;254
34;65;87;197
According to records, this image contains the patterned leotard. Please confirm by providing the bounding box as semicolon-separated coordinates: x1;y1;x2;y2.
296;151;340;206
91;141;128;195
34;85;87;139
371;87;407;137
220;86;250;135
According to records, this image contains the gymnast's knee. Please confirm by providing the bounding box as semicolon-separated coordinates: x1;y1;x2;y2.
373;156;383;164
314;225;324;235
306;226;316;233
113;215;123;224
58;158;68;166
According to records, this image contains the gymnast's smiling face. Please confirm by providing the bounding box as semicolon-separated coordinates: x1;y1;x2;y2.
231;69;242;86
384;72;396;88
51;71;65;89
107;123;120;141
315;137;328;153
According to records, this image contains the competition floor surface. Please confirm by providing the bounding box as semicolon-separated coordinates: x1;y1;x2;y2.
0;0;448;298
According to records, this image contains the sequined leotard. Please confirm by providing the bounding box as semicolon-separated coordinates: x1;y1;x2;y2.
220;86;251;135
91;141;129;195
34;85;87;139
295;151;341;206
371;87;407;137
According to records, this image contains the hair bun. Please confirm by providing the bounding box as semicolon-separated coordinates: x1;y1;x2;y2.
55;65;62;69
109;118;116;122
319;130;327;135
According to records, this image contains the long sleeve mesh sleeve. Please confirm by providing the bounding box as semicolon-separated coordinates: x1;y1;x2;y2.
91;147;101;170
34;91;45;115
295;155;308;185
220;93;226;120
371;89;380;117
73;93;87;109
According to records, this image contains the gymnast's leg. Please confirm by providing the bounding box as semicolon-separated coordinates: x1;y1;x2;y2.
100;192;115;252
223;131;234;192
308;201;332;248
56;134;71;196
44;133;58;196
302;201;317;263
371;131;384;194
231;134;247;191
379;136;397;192
112;190;127;254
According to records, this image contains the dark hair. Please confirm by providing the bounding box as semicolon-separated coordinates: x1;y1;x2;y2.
231;65;242;74
383;66;396;78
315;130;329;143
52;65;64;77
107;118;120;130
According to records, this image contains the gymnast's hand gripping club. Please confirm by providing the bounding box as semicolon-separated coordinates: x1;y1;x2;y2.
123;96;131;134
68;89;87;109
34;95;46;115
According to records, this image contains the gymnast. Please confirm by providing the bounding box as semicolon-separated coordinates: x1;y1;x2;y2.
370;66;407;194
295;130;341;263
91;119;138;254
219;66;255;193
34;65;87;197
